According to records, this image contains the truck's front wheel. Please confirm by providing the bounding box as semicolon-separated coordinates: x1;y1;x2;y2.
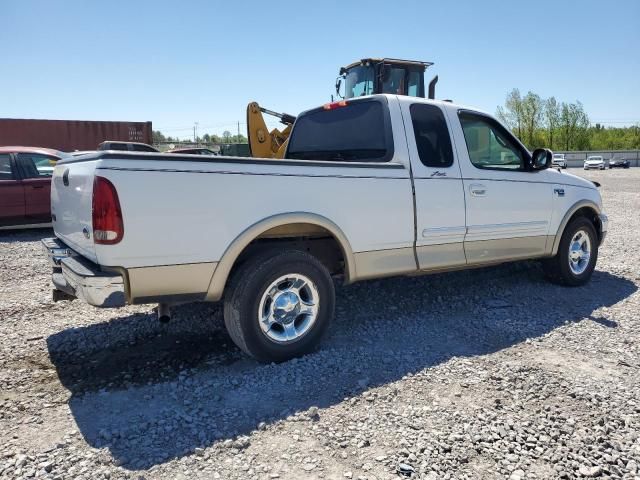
542;217;598;286
223;250;335;362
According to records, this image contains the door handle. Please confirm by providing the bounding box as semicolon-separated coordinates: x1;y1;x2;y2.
469;184;487;197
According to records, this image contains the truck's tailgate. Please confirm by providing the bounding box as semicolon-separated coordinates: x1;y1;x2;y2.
51;159;98;263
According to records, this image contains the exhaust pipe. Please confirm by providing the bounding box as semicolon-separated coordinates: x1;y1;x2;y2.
428;75;438;100
158;303;171;323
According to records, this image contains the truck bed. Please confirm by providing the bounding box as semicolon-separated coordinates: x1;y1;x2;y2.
52;150;415;271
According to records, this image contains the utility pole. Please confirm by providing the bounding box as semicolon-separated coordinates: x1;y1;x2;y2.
194;122;199;144
237;121;240;142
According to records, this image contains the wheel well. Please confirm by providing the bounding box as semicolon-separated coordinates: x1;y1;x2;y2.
231;223;347;279
569;207;602;241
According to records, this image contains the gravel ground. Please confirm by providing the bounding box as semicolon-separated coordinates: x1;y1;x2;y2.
1;168;639;480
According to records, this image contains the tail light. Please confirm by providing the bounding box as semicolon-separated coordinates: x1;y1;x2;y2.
92;176;124;244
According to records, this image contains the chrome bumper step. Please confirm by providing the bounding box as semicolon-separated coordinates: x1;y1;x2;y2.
42;237;126;308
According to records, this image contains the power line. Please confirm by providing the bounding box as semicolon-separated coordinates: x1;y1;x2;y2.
592;120;640;125
157;120;282;134
157;120;249;131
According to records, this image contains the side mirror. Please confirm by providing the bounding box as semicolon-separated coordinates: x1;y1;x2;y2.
335;76;344;99
531;148;552;171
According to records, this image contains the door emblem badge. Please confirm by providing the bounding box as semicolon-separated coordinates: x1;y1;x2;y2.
430;171;446;177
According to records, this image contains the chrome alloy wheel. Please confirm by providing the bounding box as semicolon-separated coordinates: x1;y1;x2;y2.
258;274;319;344
568;229;592;275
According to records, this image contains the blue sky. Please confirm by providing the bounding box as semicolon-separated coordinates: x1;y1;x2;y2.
1;0;639;139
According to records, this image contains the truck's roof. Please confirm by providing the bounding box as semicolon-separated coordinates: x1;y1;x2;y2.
350;93;492;117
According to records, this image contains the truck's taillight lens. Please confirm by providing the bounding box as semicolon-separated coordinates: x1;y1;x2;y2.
92;176;124;244
323;100;348;110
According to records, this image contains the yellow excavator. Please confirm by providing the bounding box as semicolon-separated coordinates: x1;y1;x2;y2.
246;58;437;159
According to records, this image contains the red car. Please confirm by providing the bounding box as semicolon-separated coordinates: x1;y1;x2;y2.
0;146;68;228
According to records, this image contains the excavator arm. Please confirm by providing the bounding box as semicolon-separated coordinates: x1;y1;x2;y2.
246;102;296;159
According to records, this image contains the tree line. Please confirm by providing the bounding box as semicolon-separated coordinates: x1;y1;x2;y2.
152;130;248;145
497;89;640;151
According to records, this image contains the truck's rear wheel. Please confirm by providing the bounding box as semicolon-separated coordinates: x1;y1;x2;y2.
543;217;598;286
223;249;335;362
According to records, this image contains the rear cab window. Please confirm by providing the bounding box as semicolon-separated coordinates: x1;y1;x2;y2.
286;98;394;162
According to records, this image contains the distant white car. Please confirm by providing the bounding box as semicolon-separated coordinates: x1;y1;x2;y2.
584;156;605;170
552;153;567;169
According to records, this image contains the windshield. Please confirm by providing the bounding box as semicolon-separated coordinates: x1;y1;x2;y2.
553;154;563;158
344;66;374;98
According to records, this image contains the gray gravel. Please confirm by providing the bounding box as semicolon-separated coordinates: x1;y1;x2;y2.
1;168;639;480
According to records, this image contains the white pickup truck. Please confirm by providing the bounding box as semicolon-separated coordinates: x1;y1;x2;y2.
43;95;608;362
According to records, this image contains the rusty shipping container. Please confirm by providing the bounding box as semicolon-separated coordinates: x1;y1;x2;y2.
0;118;153;151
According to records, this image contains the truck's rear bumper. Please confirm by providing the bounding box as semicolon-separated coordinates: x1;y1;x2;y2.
42;237;126;308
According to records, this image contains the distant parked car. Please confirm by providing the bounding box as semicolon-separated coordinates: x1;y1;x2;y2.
609;157;630;169
552;153;567;169
97;141;158;152
0;146;69;228
166;147;218;156
584;156;605;170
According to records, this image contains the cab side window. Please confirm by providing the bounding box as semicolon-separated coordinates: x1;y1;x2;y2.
458;112;525;171
410;104;453;168
0;154;14;180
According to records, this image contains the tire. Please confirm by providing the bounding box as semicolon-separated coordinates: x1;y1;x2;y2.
223;249;335;362
542;217;598;286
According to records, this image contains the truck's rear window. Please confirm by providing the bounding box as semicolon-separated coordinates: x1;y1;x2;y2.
287;100;393;162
